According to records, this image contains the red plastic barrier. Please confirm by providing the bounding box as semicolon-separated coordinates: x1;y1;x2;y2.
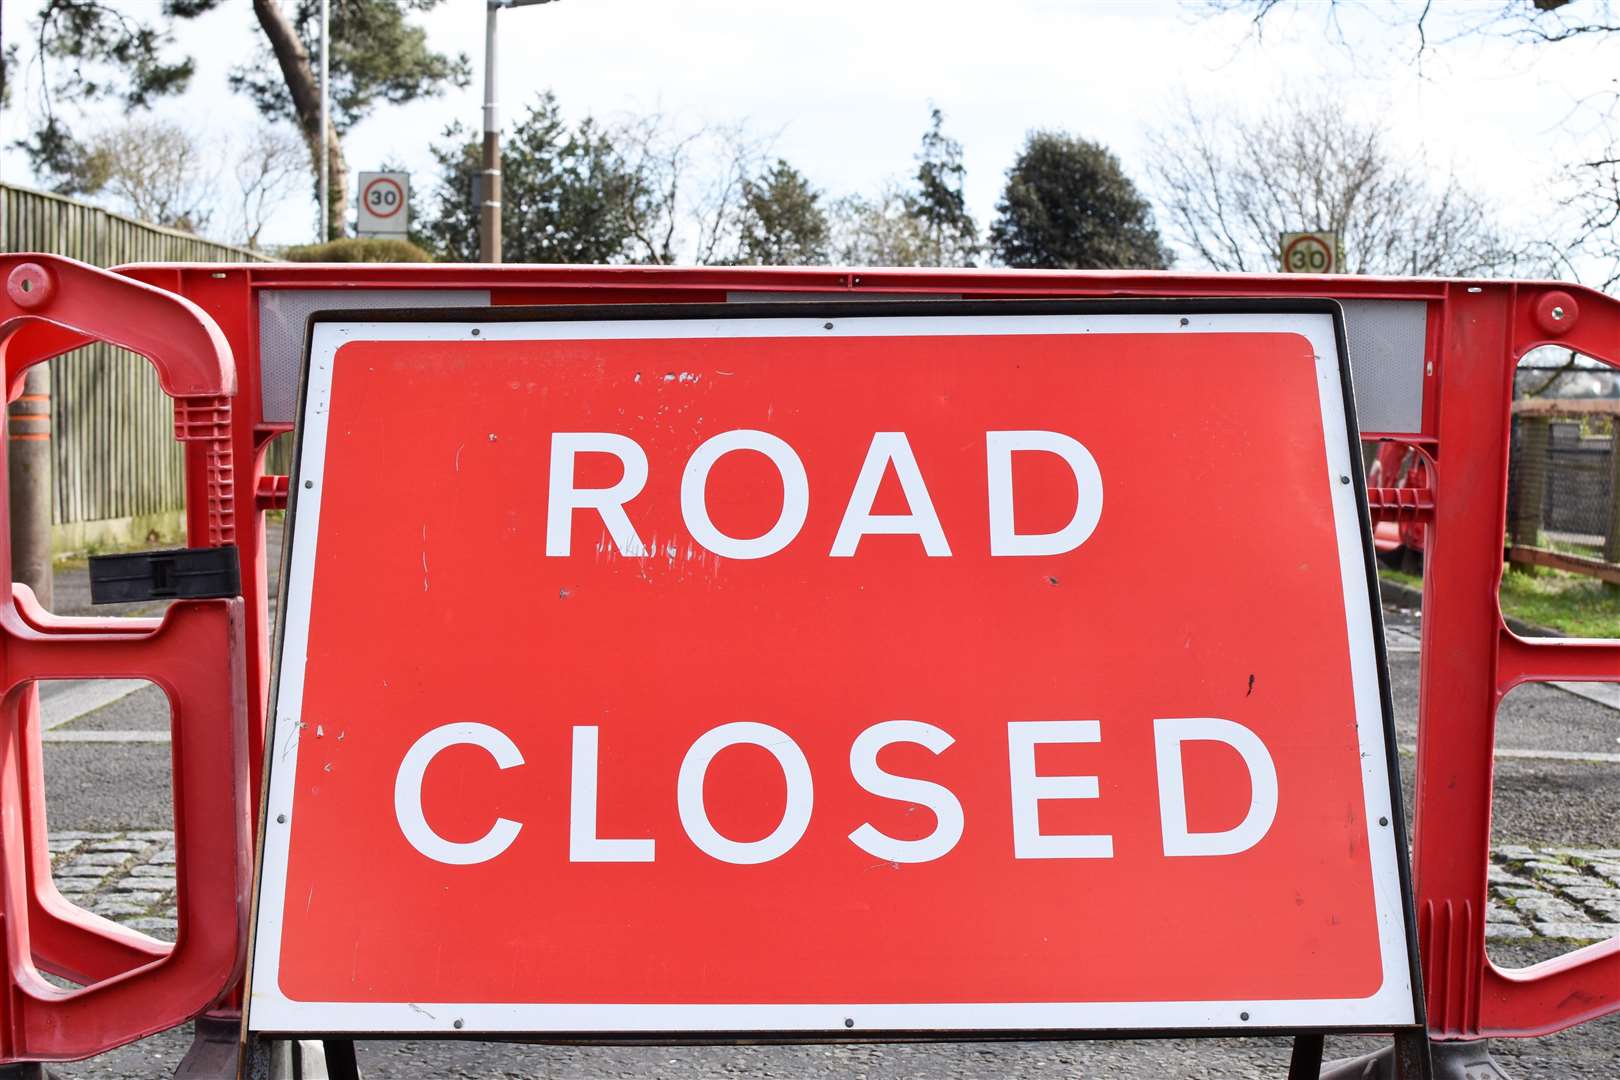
11;263;1617;1048
0;256;249;1063
1368;442;1430;555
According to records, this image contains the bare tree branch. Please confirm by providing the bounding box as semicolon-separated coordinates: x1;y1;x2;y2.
74;117;217;232
608;112;774;265
1145;92;1530;276
231;123;305;248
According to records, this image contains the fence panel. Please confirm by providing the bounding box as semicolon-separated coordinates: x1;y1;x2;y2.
0;183;269;549
1506;405;1620;584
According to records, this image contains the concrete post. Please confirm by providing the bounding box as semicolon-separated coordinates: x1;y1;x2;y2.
8;366;52;608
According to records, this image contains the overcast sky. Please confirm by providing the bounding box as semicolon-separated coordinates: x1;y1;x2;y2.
1;0;1613;265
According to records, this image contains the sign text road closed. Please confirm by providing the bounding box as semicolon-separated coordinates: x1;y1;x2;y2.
249;304;1418;1037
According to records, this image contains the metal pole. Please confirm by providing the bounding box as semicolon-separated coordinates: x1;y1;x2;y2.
319;0;331;241
480;2;502;263
8;367;52;610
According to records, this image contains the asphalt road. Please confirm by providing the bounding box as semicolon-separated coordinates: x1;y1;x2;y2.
33;557;1620;1078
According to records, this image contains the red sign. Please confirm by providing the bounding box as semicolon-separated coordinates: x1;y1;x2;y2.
249;305;1417;1035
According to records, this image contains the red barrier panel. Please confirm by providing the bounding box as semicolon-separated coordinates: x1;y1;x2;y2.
9;262;1617;1052
0;256;249;1063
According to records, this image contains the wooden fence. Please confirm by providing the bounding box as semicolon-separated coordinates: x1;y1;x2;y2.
1507;400;1620;586
1;183;269;551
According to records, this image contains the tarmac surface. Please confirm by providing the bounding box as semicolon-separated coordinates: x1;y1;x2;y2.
30;534;1620;1077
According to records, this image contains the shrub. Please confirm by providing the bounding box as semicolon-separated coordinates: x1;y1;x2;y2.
280;237;432;263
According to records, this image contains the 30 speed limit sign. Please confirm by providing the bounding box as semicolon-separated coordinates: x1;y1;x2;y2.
1280;231;1339;274
357;171;409;238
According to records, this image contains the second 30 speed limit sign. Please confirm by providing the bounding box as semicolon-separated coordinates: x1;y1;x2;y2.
1280;231;1339;274
357;171;409;238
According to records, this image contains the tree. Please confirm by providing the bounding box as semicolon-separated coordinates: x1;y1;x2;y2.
607;115;769;266
1205;1;1620;286
732;159;830;265
12;1;196;189
988;131;1170;270
421;125;486;261
908;107;978;266
13;0;468;239
825;108;977;268
71;118;216;233
830;184;930;266
423;93;643;264
3;42;21;111
232;0;469;237
1208;0;1611;55
1145;94;1521;276
231;124;307;249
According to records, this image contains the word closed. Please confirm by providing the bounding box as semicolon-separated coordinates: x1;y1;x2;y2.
392;717;1279;866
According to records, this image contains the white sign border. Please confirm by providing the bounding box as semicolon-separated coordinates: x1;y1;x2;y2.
249;308;1417;1035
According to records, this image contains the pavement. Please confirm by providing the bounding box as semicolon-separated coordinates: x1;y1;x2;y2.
28;541;1620;1077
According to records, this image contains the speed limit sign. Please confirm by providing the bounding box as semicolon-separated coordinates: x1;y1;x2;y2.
1280;231;1339;274
357;171;410;238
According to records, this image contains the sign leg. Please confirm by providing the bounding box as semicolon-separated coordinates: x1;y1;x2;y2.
238;1034;329;1080
323;1038;361;1080
1391;1029;1434;1080
174;1012;242;1078
1288;1032;1324;1080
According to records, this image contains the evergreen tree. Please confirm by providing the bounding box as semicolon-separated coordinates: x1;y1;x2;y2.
907;107;978;266
989;131;1170;270
424;93;642;264
733;159;831;265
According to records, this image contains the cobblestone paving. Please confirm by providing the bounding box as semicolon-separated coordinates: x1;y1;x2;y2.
44;832;1620;948
48;830;177;942
1486;847;1620;942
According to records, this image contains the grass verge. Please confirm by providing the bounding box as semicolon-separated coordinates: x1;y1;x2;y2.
1382;566;1620;638
1499;568;1620;637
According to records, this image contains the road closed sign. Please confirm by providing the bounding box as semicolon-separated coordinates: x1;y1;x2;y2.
247;301;1420;1038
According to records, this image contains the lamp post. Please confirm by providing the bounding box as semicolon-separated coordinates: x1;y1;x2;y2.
319;0;330;241
482;0;559;263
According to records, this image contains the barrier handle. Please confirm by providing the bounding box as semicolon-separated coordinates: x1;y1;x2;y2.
0;256;233;400
0;255;237;546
